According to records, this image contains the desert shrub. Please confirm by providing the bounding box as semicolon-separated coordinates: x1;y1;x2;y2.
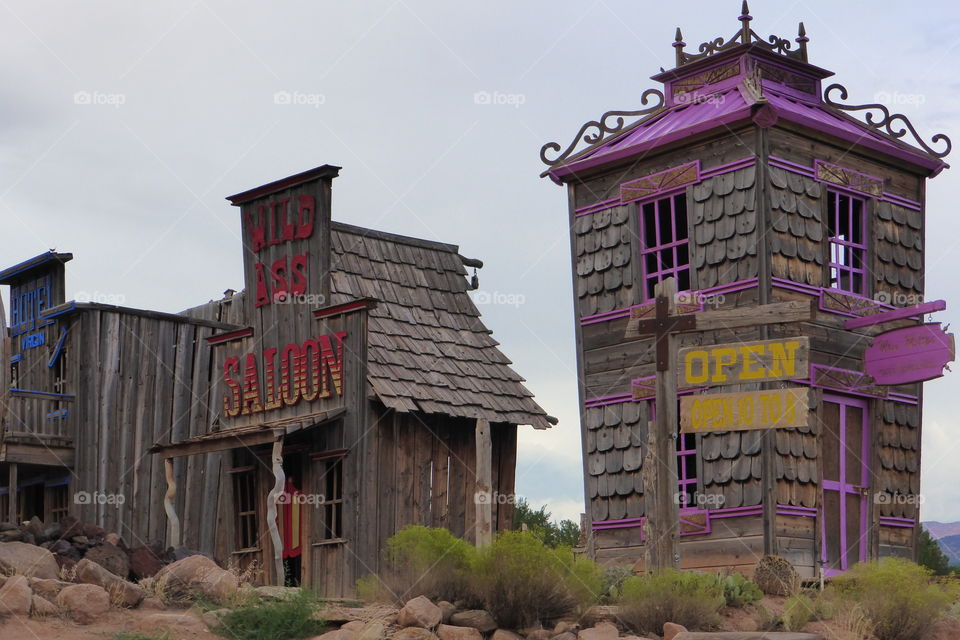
831;557;953;640
783;593;815;631
722;573;763;607
753;554;799;596
362;525;478;604
211;590;325;640
618;570;724;633
473;531;603;629
754;602;781;631
600;566;634;602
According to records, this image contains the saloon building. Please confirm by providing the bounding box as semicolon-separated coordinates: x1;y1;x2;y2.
0;165;552;595
542;5;952;577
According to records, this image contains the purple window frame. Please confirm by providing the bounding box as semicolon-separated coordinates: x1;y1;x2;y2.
827;190;868;295
638;190;691;301
648;400;699;507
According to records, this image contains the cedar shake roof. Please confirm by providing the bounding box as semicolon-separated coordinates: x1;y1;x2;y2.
328;221;552;429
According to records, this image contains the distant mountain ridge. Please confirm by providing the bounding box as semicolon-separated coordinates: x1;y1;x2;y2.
922;521;960;540
937;534;960;565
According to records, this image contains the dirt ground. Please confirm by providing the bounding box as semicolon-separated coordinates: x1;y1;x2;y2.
0;608;213;640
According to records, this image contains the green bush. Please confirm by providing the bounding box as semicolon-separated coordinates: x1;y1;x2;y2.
831;558;953;640
722;573;763;608
618;570;724;633
473;531;602;629
361;525;479;604
600;566;634;602
783;593;815;631
211;591;325;640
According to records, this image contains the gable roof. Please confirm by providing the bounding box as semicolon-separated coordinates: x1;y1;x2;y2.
328;222;553;429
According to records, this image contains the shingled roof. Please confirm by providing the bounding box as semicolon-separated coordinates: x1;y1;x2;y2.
328;222;552;429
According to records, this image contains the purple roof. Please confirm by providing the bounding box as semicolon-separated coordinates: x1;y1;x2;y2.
546;56;947;182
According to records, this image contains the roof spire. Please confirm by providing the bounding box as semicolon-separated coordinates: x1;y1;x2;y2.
739;1;752;43
796;22;809;62
673;27;686;67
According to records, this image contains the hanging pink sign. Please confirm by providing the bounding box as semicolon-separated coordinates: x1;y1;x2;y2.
865;323;955;385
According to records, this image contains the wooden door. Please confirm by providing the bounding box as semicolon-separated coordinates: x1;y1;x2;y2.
820;395;870;576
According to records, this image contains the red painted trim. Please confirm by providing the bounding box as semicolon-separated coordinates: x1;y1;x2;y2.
207;327;254;345
313;299;377;319
845;300;947;330
226;165;341;205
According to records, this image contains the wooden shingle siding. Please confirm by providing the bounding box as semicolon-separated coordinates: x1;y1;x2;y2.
575;206;635;318
691;165;758;288
584;402;647;521
874;202;924;298
768;167;824;287
876;400;921;519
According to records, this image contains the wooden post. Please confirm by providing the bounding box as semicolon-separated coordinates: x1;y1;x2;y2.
645;278;681;572
0;294;8;439
7;463;17;524
475;418;493;547
163;458;181;547
265;437;286;586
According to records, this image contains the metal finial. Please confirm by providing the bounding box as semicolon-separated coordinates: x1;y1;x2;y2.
673;27;686;67
739;1;752;42
796;21;809;62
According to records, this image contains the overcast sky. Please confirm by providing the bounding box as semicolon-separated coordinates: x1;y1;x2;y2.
2;1;959;525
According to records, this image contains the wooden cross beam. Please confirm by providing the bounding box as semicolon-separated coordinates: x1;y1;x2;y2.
624;278;814;573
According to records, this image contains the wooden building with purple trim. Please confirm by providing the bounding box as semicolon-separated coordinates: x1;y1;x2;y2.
541;5;951;578
0;165;552;595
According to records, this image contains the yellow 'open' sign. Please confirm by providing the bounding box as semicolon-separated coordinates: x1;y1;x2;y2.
677;337;810;389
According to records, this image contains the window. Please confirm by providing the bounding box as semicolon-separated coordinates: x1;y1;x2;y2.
675;433;698;508
319;457;343;540
232;468;259;551
639;193;691;299
647;399;700;508
827;191;867;294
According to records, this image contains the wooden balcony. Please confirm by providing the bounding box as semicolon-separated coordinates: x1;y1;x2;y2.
1;389;75;467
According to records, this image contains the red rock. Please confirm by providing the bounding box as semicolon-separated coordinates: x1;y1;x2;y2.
663;622;687;640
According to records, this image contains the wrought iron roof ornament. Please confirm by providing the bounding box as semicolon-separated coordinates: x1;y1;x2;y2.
674;1;808;67
824;84;952;159
539;89;665;168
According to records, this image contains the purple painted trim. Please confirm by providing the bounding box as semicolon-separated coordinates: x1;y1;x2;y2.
879;516;917;527
553;105;755;180
584;393;635;409
700;156;757;178
883;192;923;211
887;392;920;405
768;155;817;178
708;505;763;519
620;161;700;204
818;289;888;318
816;160;884;197
580;279;759;327
772;277;821;296
575;197;621;217
844;300;946;329
777;506;818;517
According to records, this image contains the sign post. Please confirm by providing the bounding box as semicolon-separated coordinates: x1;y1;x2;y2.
625;278;814;573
